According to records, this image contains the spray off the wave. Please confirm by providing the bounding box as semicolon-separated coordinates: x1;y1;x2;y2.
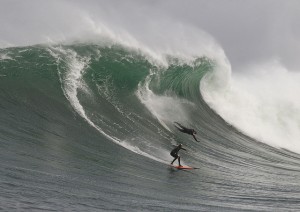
201;60;300;153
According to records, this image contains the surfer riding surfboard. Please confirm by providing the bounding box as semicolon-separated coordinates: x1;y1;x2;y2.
170;122;199;170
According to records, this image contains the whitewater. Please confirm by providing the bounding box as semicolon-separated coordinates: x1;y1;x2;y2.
1;1;300;211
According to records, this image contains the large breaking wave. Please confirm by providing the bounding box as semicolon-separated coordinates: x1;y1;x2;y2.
2;38;300;211
2;1;300;210
1;34;300;156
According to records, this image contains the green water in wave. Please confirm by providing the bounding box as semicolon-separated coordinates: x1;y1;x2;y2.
0;44;213;104
2;44;300;211
149;57;214;99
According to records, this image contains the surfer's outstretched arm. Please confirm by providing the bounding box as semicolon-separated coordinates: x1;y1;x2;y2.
192;134;199;142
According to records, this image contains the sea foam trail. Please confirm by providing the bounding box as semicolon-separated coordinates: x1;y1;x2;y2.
48;46;167;164
136;71;192;133
201;60;300;154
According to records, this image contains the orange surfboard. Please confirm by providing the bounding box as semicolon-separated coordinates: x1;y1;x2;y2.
171;165;197;170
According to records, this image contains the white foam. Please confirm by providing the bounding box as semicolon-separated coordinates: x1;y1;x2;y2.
49;46;167;164
136;70;194;132
0;53;14;61
201;60;300;153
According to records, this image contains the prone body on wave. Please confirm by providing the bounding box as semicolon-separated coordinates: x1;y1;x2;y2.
169;122;199;170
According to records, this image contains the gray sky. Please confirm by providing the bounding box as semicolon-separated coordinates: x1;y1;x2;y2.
1;0;300;70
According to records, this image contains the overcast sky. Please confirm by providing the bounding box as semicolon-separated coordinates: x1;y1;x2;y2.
1;0;300;70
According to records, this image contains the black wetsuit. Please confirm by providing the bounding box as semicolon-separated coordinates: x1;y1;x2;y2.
170;145;186;166
174;122;198;142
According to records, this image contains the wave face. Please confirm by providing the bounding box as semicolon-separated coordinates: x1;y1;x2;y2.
1;44;300;211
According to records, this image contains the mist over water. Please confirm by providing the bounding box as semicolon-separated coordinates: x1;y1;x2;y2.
201;60;300;153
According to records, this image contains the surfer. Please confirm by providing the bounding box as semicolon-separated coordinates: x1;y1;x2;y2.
170;144;187;166
174;122;198;142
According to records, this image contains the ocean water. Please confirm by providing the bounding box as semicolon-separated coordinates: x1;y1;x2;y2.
1;43;300;211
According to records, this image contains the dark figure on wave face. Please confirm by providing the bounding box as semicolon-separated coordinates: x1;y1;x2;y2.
174;122;198;142
170;144;187;166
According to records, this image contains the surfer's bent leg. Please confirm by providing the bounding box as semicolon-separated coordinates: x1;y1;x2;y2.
177;123;188;130
170;152;178;164
175;125;185;133
171;157;177;165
